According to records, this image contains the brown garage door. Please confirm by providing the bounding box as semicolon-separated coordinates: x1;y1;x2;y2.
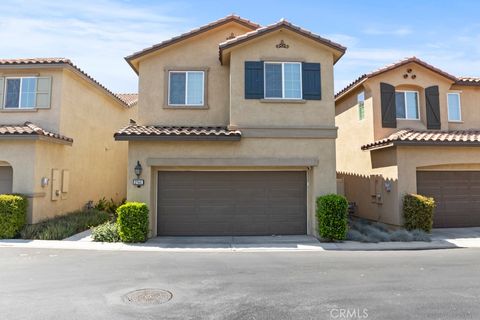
0;166;13;195
417;171;480;228
157;171;307;236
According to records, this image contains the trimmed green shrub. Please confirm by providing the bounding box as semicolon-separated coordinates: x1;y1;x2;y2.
20;209;109;240
91;221;120;242
0;194;28;239
403;193;435;232
116;202;149;243
316;194;349;241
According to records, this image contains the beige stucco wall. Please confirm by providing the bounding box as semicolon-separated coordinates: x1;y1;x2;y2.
129;22;341;236
365;62;455;140
335;85;400;225
127;138;336;237
448;85;480;130
0;66;134;223
336;61;480;226
136;22;253;126
229;29;336;128
0;67;64;132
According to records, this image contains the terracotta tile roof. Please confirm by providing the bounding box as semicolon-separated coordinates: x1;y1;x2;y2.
115;93;138;107
335;57;459;100
125;15;261;72
114;125;242;141
219;19;346;64
0;122;73;144
361;129;480;150
456;76;480;86
0;58;130;108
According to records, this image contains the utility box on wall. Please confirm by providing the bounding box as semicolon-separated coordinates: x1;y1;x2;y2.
51;169;61;201
61;170;70;199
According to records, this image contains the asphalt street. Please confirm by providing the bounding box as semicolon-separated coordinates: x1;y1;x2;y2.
0;247;479;320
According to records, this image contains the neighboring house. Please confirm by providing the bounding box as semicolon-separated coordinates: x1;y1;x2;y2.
0;58;137;223
115;15;346;237
335;57;480;228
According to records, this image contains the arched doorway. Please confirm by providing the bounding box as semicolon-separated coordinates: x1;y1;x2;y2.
0;161;13;195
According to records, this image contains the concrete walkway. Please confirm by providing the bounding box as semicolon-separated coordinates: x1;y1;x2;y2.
1;228;480;252
1;232;478;252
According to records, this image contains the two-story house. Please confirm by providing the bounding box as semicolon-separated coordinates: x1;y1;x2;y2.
336;57;480;228
0;58;136;223
115;15;346;237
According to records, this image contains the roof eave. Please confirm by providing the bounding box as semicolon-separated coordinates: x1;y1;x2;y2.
219;23;346;65
0;134;73;145
126;17;261;73
363;140;480;151
114;134;241;141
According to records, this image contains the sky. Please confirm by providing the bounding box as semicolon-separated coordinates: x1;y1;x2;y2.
1;0;479;94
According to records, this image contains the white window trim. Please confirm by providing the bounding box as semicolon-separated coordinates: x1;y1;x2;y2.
4;77;37;109
396;90;420;120
263;62;303;100
167;71;205;106
447;92;462;122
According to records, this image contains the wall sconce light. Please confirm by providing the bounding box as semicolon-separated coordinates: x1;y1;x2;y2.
134;161;143;178
41;177;49;188
384;180;392;192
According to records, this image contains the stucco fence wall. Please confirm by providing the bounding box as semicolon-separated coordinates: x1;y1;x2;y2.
126;138;337;237
341;146;480;227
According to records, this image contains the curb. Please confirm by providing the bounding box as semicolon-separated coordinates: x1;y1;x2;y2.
0;239;467;253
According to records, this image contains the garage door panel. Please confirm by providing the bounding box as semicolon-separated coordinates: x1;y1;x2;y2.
157;171;306;236
417;171;480;228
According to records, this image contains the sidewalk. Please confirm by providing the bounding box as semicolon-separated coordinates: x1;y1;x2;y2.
1;232;478;252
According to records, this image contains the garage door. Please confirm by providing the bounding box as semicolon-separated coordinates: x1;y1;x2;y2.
0;167;13;195
417;171;480;228
157;171;307;236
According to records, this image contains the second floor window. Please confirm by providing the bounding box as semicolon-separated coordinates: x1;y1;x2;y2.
264;62;302;99
357;91;365;120
168;71;204;106
395;91;419;120
5;77;37;109
447;93;461;122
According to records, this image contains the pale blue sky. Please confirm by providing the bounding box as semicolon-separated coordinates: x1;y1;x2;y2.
0;0;479;93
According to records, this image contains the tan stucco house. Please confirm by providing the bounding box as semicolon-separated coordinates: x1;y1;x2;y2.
0;58;136;223
115;15;346;236
336;57;480;228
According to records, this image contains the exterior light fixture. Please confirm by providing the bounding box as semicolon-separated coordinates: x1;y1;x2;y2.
133;161;144;188
134;161;142;178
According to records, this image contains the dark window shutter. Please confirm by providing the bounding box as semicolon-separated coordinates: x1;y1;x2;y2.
425;85;441;129
302;62;321;100
380;82;397;128
244;61;264;99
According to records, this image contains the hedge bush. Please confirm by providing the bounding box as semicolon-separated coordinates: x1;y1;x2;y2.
403;193;435;232
116;202;149;243
316;194;349;241
0;195;28;239
20;209;109;240
91;221;120;242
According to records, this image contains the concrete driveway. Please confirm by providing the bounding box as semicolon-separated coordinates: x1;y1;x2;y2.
431;227;480;240
147;235;323;250
431;227;480;248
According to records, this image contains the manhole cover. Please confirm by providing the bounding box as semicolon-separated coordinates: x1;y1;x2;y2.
122;289;172;305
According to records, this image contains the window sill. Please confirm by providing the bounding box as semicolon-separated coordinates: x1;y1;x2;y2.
448;120;463;123
163;105;209;110
396;118;420;121
0;108;39;113
260;99;306;104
